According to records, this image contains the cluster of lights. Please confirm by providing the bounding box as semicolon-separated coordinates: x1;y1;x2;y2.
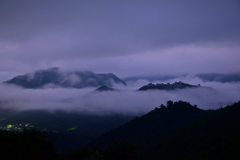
0;123;33;132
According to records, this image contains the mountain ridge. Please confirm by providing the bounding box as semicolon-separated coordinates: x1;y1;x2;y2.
87;100;240;159
3;67;127;89
88;100;209;149
138;81;204;91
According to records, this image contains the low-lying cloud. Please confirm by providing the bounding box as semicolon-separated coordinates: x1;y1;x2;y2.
0;76;239;115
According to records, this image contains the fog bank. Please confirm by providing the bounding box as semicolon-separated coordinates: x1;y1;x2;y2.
0;77;239;115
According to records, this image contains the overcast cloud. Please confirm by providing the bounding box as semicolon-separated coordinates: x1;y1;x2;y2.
0;1;240;113
0;0;240;79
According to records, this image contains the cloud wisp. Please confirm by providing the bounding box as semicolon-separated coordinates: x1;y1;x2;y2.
1;77;239;115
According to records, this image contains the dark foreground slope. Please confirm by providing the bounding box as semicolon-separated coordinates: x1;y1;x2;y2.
150;101;240;160
89;101;240;160
0;109;133;151
0;128;56;160
88;101;210;149
1;101;240;160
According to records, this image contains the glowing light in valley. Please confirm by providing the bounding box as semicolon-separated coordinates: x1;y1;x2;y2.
68;126;78;131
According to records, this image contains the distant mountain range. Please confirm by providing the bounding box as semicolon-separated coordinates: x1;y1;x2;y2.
123;75;186;82
138;81;202;91
124;73;240;83
3;67;127;89
4;67;226;91
94;82;204;92
196;73;240;83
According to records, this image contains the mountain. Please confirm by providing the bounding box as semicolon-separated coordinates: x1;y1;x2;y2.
88;101;240;160
88;101;209;149
196;73;240;83
95;86;118;92
123;74;188;82
123;73;240;83
2;101;240;159
148;101;240;160
3;67;127;89
138;81;202;91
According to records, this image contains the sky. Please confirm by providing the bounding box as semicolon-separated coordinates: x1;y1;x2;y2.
0;1;240;114
0;0;240;81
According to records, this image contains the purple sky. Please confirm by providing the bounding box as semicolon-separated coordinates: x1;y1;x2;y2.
0;0;240;81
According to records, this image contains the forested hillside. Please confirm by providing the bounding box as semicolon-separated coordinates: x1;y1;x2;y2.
89;100;240;160
1;101;240;160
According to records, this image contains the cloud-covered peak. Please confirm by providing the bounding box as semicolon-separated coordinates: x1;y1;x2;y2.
3;67;126;89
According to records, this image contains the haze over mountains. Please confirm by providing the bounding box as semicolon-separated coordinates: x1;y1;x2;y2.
124;73;240;84
0;67;239;114
1;70;239;159
1;69;240;159
3;67;126;89
0;0;239;159
3;67;240;92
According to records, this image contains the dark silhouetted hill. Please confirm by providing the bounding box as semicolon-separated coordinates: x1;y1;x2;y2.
88;101;209;149
88;101;240;160
138;81;202;91
150;101;240;160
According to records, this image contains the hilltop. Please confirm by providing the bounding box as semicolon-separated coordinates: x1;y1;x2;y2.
138;81;202;91
3;67;126;89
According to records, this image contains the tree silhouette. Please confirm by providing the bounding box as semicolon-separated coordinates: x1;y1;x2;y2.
167;100;173;108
